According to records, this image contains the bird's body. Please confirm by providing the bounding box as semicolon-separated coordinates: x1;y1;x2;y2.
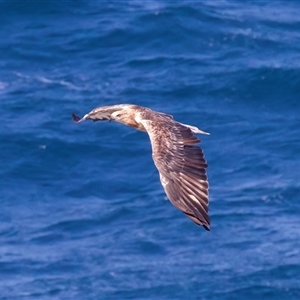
72;104;210;230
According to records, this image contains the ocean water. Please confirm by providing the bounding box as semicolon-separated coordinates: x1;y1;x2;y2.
1;1;300;299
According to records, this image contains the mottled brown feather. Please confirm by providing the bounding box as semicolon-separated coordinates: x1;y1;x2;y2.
140;118;210;230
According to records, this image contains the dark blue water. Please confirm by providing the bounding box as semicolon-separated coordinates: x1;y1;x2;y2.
1;1;300;299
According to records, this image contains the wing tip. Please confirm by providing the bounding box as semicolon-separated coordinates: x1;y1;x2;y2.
72;113;81;123
203;224;210;231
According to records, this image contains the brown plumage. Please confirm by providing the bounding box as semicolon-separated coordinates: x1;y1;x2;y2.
72;104;210;230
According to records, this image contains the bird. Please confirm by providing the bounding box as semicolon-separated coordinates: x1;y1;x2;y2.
72;104;210;230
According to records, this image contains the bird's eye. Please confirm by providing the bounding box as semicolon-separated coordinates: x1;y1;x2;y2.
115;113;121;118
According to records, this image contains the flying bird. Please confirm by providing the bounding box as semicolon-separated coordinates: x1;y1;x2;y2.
72;104;210;230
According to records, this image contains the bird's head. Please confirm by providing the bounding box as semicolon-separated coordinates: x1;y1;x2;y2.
110;107;139;129
111;109;126;122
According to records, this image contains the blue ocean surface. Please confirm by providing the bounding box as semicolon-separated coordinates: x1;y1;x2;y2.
1;1;300;299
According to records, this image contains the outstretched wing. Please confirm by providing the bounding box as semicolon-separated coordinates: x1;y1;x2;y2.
72;108;112;122
140;118;210;230
72;104;136;123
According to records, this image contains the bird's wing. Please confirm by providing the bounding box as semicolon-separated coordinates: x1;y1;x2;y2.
140;118;210;230
72;105;127;123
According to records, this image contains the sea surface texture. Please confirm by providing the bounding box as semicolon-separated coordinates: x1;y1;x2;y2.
1;1;300;299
